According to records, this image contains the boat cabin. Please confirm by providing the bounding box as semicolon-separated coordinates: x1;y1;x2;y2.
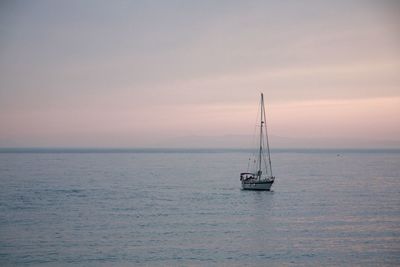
240;172;256;181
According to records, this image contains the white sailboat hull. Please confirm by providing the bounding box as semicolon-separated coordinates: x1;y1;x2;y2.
241;180;274;191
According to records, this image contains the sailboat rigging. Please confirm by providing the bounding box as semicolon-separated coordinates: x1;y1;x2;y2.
240;93;275;190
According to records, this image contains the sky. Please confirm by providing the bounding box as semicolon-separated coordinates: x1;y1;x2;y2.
0;0;399;148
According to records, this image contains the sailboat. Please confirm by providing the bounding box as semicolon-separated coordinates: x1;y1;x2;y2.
240;93;275;190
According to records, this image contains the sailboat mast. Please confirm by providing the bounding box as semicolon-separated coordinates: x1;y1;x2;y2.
258;93;264;179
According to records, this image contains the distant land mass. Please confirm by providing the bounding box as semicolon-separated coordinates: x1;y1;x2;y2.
155;135;400;149
1;135;399;151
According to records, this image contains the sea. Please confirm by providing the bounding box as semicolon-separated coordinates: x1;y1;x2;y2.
0;148;399;266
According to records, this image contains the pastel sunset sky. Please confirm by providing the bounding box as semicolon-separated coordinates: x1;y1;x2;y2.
0;1;399;148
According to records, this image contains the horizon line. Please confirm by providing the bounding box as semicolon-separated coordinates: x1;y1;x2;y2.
1;147;400;153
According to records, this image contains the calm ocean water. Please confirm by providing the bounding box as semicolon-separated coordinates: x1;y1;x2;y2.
1;149;399;266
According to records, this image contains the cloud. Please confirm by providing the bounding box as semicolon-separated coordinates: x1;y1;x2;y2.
0;1;399;147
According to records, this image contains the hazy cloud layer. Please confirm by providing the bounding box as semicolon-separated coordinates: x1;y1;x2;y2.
0;1;399;147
